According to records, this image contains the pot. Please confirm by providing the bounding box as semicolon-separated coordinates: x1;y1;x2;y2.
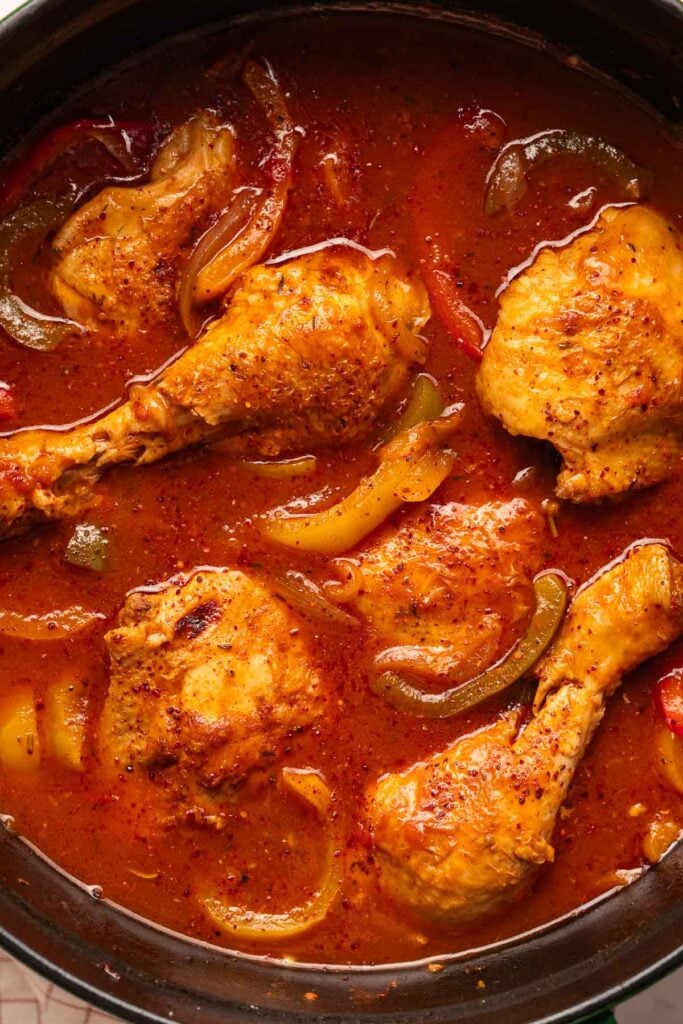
0;2;681;1022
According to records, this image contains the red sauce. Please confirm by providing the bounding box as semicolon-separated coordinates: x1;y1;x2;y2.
0;12;681;965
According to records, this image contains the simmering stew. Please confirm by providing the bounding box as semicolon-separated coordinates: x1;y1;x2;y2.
0;12;681;966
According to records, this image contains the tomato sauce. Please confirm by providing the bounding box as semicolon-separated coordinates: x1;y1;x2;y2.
0;12;681;965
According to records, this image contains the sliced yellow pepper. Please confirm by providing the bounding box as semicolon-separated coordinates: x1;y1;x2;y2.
259;407;462;554
385;373;444;438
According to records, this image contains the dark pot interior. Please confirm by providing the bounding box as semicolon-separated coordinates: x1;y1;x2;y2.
0;2;681;1023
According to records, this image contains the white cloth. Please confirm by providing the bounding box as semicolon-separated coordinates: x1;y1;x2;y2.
0;952;115;1023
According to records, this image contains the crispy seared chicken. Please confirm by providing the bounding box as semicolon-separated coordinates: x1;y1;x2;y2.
0;249;429;537
347;498;543;681
99;567;326;812
368;541;683;923
477;205;683;502
51;113;236;333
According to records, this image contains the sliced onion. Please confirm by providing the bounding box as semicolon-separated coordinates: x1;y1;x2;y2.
485;130;652;216
237;454;317;479
323;559;365;604
0;201;84;350
202;769;342;940
177;188;259;336
188;61;298;311
203;842;340;942
0;604;104;640
319;132;353;206
271;569;359;628
375;643;474;680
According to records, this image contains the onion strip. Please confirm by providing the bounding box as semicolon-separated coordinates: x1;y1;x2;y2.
323;558;365;604
370;572;568;718
202;769;342;940
271;569;359;627
177;188;259;336
183;60;298;325
238;454;317;479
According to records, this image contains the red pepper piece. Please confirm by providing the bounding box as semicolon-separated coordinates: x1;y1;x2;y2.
413;108;506;362
655;668;683;737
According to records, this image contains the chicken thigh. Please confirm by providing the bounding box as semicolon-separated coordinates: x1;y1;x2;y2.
99;567;326;808
345;498;543;681
477;205;683;502
368;541;683;923
51;112;236;333
0;249;429;537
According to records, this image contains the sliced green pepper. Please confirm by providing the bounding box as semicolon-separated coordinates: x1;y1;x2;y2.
370;572;569;718
64;524;110;573
485;130;652;216
385;373;444;439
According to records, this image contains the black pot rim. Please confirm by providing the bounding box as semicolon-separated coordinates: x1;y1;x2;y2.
2;871;682;1024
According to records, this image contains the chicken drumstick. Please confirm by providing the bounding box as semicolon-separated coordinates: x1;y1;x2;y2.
368;541;683;923
0;248;429;538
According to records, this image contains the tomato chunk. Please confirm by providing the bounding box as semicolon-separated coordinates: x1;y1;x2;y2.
413;108;505;361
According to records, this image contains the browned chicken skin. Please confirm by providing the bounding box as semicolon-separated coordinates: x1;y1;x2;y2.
99;567;326;816
368;542;683;924
51;113;236;334
477;205;683;502
346;498;543;680
0;249;429;537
